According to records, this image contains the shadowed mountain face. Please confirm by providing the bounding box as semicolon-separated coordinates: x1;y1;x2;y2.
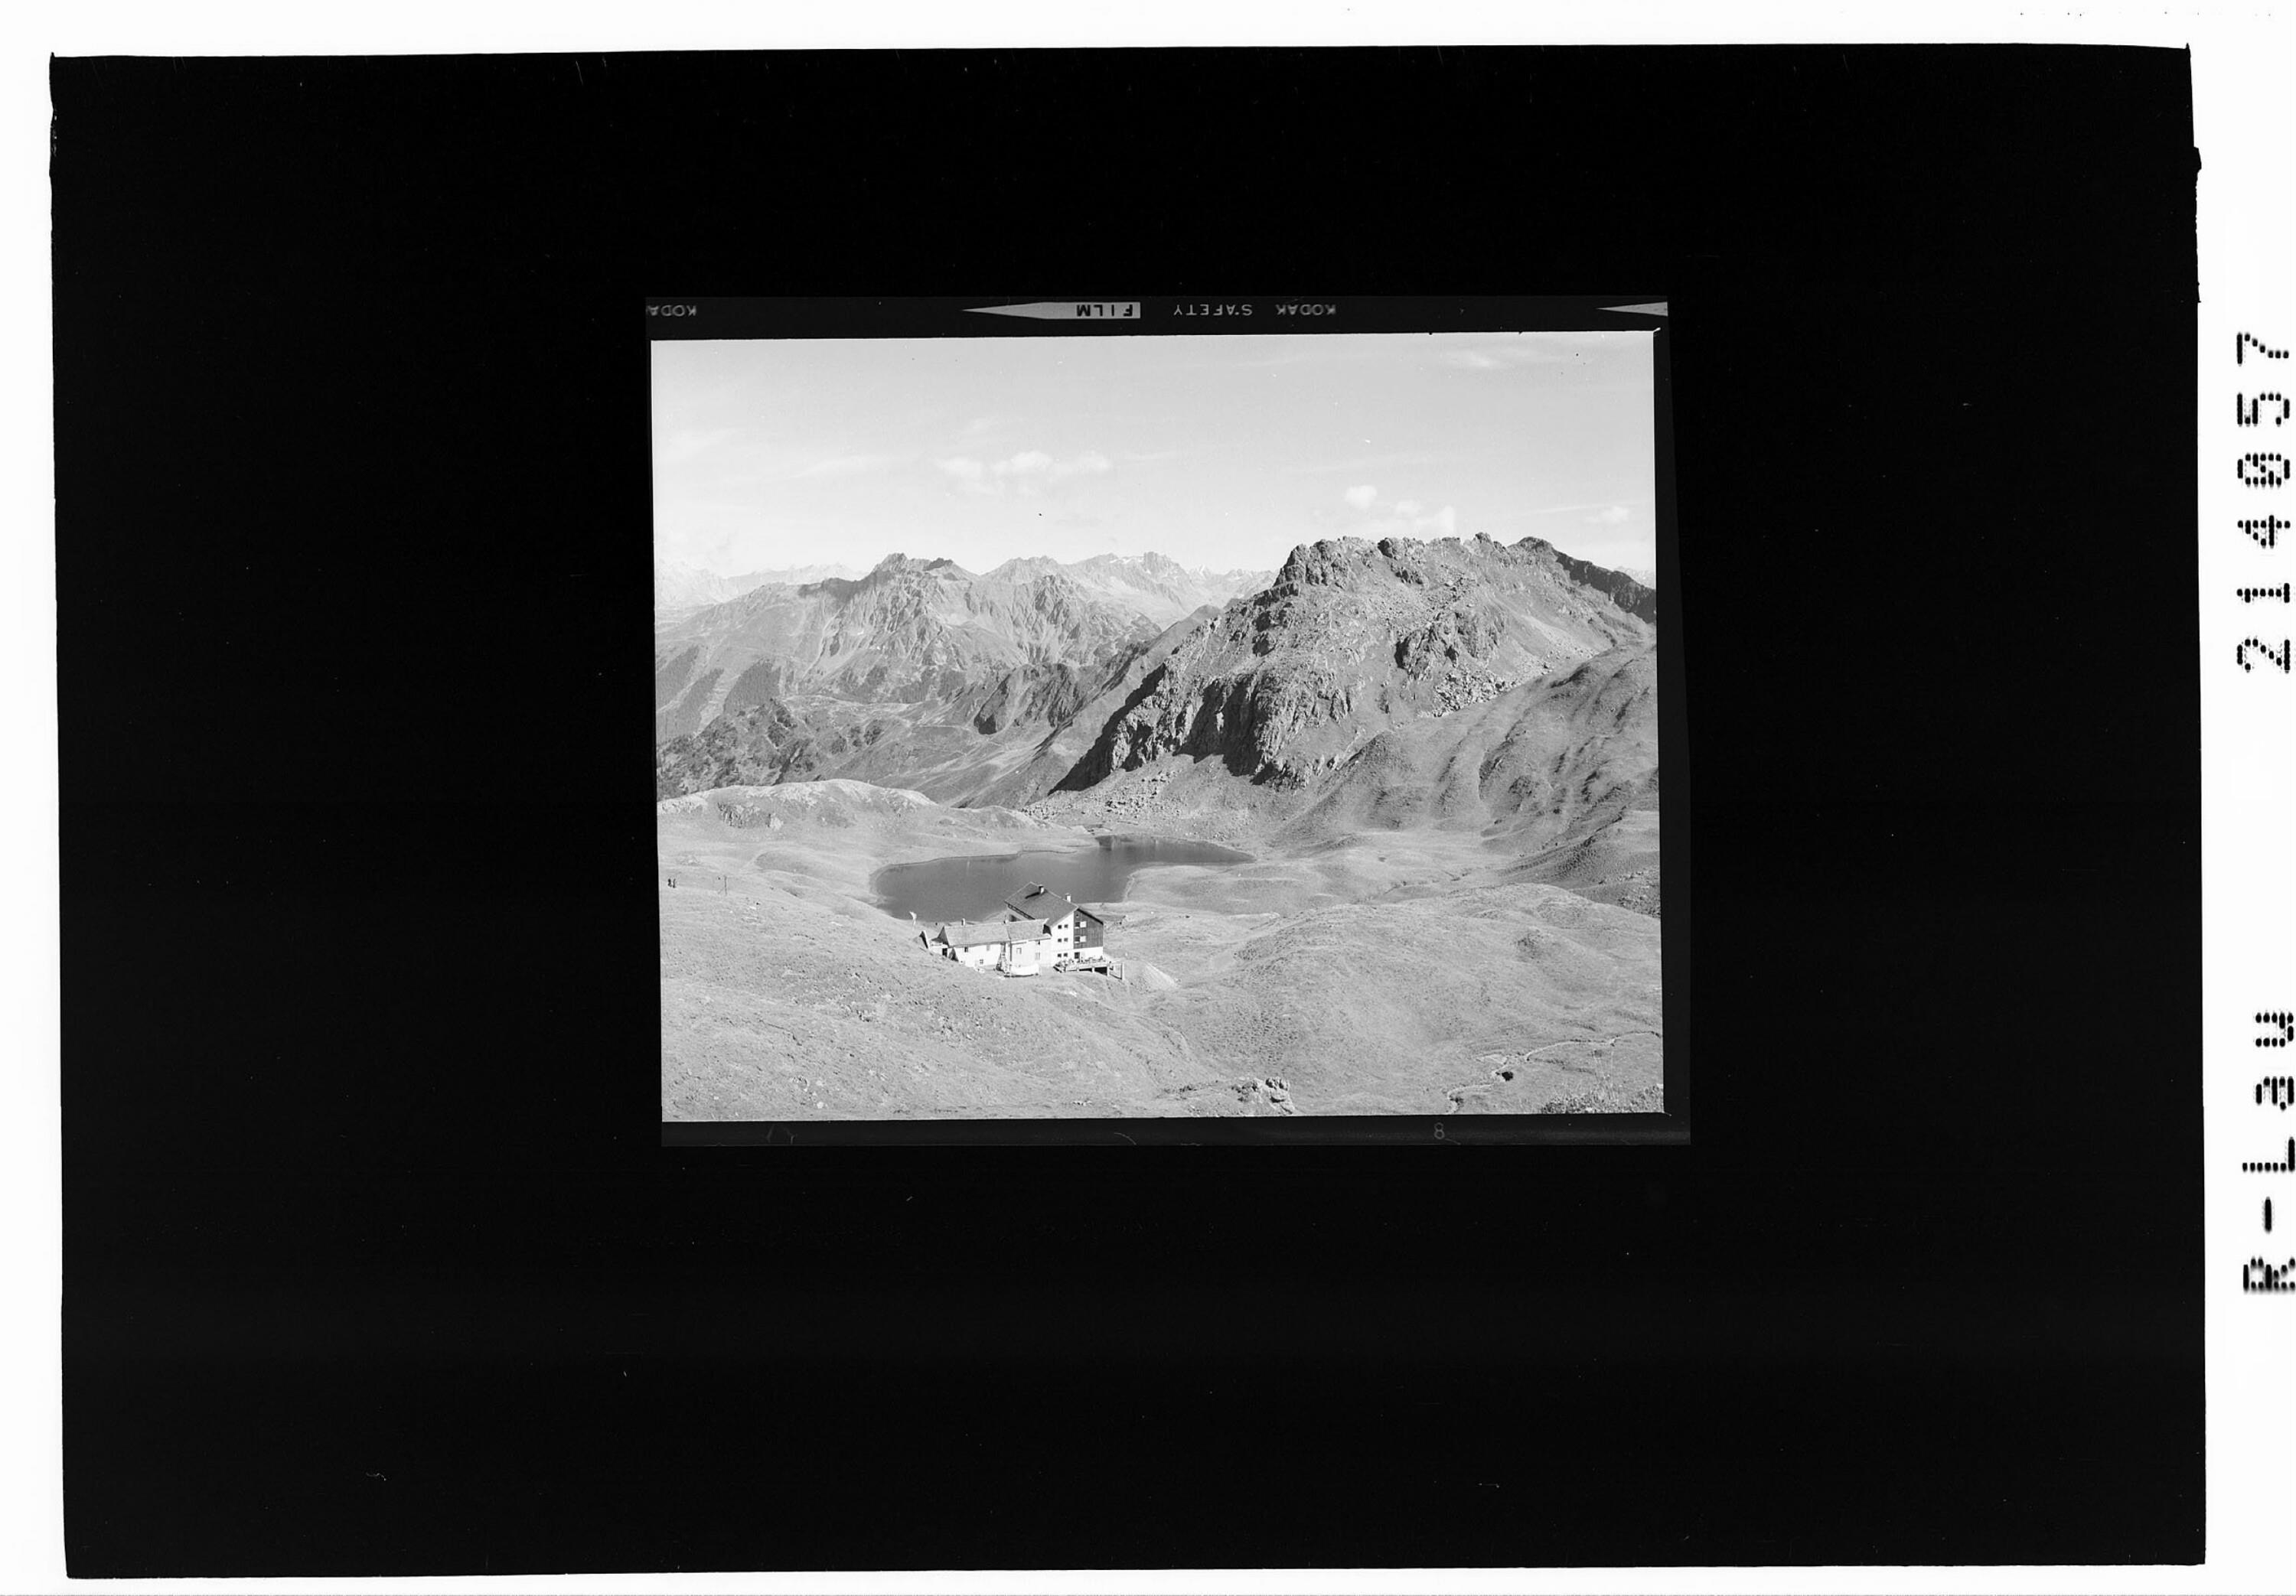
1044;533;1653;800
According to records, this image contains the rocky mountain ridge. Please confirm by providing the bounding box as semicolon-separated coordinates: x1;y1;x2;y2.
659;554;1159;734
655;552;1169;799
657;533;1659;882
1052;532;1653;794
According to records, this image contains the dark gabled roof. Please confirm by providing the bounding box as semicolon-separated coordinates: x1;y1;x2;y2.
1003;884;1102;923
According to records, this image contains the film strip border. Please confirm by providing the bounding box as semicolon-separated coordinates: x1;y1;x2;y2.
643;295;1671;338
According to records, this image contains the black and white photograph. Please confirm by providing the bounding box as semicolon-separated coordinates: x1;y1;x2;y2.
654;305;1669;1124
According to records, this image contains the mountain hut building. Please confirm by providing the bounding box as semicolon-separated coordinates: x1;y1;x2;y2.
1001;884;1108;970
925;917;1055;977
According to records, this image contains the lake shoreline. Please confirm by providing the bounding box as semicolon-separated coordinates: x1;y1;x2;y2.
869;834;1258;926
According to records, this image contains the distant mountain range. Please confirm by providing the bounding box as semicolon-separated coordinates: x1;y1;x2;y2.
653;559;866;617
983;552;1273;628
655;552;1267;626
654;536;1655;866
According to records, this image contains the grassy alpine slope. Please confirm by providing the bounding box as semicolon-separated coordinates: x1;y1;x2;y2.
658;777;1660;1120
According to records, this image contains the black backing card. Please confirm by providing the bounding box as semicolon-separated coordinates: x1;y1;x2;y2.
53;46;2200;1574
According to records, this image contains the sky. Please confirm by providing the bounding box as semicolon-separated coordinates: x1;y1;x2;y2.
651;329;1658;578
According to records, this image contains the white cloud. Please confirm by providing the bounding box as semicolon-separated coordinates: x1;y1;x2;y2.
938;450;1113;496
1329;486;1459;540
1584;504;1631;526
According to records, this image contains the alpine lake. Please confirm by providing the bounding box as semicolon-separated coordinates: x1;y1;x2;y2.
870;834;1254;925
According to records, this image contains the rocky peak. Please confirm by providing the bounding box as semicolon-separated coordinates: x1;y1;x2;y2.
1060;530;1655;794
1271;536;1375;594
865;552;964;581
1270;533;1486;596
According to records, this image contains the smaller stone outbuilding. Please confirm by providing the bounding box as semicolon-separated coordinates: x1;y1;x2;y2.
925;917;1055;977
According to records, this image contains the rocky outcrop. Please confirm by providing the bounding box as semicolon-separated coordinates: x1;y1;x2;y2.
1055;532;1654;794
657;696;934;800
1550;549;1657;622
656;696;830;798
964;604;1224;811
651;552;1163;787
1394;602;1502;676
960;660;1109;735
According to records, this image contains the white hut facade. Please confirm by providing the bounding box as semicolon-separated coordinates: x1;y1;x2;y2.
926;917;1055;977
1001;884;1109;970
